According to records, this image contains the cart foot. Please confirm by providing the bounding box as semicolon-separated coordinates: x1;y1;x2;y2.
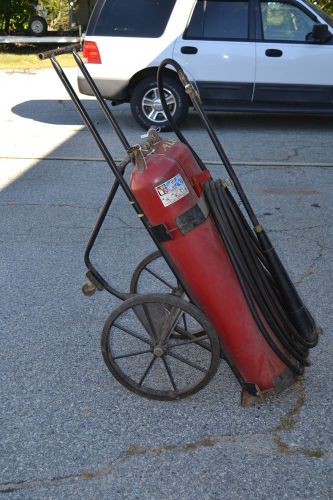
82;280;97;296
82;271;105;296
241;386;264;407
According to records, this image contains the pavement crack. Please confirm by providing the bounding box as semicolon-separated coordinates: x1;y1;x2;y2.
123;435;219;458
0;437;220;493
0;437;218;494
296;239;325;285
275;381;306;433
284;148;299;162
0;459;120;494
1;426;328;494
272;380;326;458
112;215;136;229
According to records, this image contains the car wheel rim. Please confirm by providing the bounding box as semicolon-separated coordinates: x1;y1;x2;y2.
31;20;44;33
141;87;176;123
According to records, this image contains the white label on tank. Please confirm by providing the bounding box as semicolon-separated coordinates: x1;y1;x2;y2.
155;174;189;207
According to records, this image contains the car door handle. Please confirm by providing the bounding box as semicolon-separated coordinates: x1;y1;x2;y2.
265;49;283;57
181;46;198;54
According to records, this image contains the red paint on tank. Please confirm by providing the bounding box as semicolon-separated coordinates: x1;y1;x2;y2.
130;140;291;391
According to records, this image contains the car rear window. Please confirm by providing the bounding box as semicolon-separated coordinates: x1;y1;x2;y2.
87;0;177;37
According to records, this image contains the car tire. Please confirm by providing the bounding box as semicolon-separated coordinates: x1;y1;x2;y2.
130;75;189;131
28;16;48;36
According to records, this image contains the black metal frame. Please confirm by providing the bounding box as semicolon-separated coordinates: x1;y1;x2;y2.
39;44;192;303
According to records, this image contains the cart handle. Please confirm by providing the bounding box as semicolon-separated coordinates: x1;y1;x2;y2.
38;43;81;60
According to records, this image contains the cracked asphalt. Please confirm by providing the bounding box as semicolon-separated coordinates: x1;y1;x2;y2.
0;68;332;499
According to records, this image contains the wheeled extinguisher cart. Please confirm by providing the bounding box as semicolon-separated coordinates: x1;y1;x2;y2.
39;45;320;405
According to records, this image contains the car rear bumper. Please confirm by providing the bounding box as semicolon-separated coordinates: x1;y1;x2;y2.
77;75;129;101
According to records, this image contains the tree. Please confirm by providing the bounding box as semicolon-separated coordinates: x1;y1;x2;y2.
39;0;71;31
0;0;73;33
0;0;34;32
316;0;333;15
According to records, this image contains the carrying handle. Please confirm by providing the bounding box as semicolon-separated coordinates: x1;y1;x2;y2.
38;43;81;60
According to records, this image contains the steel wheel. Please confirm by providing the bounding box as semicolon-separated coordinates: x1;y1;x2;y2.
130;251;203;337
101;294;220;400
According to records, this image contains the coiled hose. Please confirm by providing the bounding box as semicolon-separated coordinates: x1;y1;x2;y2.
204;179;308;374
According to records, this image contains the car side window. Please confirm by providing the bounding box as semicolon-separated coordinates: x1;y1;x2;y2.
260;1;315;41
185;0;249;40
89;0;177;37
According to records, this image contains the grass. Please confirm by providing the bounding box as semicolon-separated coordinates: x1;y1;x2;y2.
0;44;78;69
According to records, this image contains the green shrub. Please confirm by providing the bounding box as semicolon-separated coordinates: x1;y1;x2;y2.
0;0;35;32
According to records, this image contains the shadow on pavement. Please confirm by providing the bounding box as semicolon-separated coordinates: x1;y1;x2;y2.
12;99;333;132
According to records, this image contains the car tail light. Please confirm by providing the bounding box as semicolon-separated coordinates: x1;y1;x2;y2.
83;41;101;64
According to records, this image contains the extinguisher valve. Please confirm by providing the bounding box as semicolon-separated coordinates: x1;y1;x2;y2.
128;129;162;172
128;144;146;172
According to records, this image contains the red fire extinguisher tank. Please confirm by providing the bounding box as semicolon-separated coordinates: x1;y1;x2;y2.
130;138;292;394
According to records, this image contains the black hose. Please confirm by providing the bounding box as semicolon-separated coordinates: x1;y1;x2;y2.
157;60;207;172
157;58;319;372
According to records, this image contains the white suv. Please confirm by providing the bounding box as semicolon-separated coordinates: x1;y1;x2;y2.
78;0;333;130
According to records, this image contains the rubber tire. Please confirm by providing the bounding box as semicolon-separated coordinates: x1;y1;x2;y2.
28;16;48;36
130;75;189;131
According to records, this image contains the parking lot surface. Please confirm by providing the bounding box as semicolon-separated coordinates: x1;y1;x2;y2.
0;67;332;499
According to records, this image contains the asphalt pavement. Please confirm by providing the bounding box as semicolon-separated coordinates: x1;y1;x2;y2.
0;67;332;499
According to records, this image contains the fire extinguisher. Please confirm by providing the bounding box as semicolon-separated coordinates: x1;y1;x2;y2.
129;129;303;400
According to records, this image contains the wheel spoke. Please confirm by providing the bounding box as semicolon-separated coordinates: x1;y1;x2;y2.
142;96;155;107
165;94;175;107
152;88;159;100
138;355;156;386
168;336;209;348
113;322;152;346
182;314;188;331
148;109;161;121
166;351;207;373
176;327;204;342
173;328;212;352
144;266;175;290
113;349;152;360
162;356;178;391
